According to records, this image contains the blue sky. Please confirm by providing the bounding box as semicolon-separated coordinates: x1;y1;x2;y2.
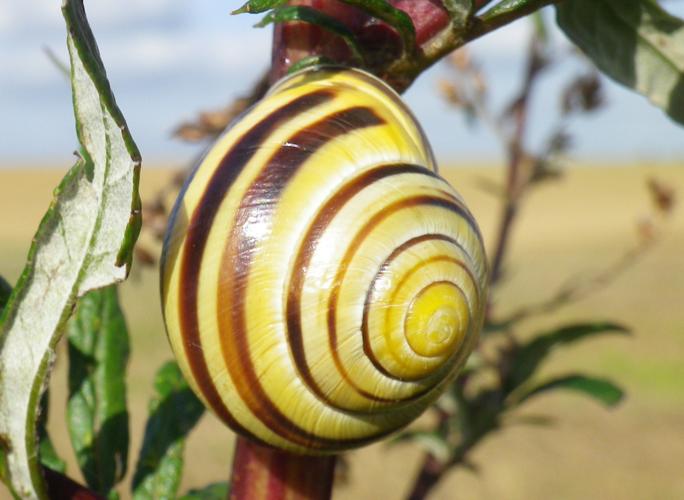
1;0;683;167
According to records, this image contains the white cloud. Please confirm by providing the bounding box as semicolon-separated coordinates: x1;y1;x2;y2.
0;0;185;34
0;8;11;30
96;29;270;78
87;0;183;25
0;27;271;86
0;1;269;87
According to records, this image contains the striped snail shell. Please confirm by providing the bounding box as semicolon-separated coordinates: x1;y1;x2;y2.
160;66;488;454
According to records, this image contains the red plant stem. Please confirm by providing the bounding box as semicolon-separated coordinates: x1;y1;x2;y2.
270;0;449;85
270;0;361;83
230;437;336;500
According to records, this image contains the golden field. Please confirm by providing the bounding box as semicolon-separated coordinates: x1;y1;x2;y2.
1;164;683;500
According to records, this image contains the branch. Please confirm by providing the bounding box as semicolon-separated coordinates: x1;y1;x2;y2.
487;34;548;288
467;0;564;41
266;0;564;92
492;240;655;328
388;0;563;91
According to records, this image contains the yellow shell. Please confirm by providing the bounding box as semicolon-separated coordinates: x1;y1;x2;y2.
160;66;488;454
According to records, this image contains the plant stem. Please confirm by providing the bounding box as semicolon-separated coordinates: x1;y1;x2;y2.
468;0;564;41
269;0;563;92
488;35;546;288
405;455;445;500
230;437;336;500
387;0;563;91
270;0;451;90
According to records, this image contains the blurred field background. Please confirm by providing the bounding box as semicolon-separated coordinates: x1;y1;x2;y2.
1;163;683;499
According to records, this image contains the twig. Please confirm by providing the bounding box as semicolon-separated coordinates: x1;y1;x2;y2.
493;240;655;328
387;0;563;91
488;35;548;288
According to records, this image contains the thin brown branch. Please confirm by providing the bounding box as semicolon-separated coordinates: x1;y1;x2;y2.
494;240;655;328
173;70;270;143
488;35;547;289
406;455;447;500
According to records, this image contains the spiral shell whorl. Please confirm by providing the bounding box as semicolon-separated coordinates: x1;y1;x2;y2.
161;67;487;454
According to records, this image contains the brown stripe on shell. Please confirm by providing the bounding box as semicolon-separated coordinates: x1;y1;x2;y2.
361;234;476;380
216;106;389;449
327;194;481;399
288;66;439;174
178;89;335;442
334;69;438;171
286;164;441;410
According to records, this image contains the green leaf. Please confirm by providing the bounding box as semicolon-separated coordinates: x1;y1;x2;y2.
504;414;557;428
179;482;231;500
0;0;141;497
506;322;629;390
556;0;684;126
67;285;130;494
37;392;66;474
236;0;416;51
443;0;474;29
483;0;532;18
340;0;416;50
232;0;286;15
131;361;205;500
409;431;452;464
517;374;625;407
389;430;451;463
255;5;365;64
0;276;11;314
287;55;336;75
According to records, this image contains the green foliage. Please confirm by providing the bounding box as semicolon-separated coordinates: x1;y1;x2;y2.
0;0;141;496
517;374;625;407
67;285;130;495
395;321;629;470
557;0;684;126
505;322;629;391
236;0;415;51
442;0;474;29
0;276;11;314
339;0;416;50
254;6;365;64
131;361;205;500
232;0;286;15
485;0;533;17
287;55;336;75
179;482;231;500
37;392;66;475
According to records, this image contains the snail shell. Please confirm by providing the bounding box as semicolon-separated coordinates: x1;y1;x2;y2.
161;66;488;454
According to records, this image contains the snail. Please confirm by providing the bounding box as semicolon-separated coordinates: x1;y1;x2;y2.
160;66;488;454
